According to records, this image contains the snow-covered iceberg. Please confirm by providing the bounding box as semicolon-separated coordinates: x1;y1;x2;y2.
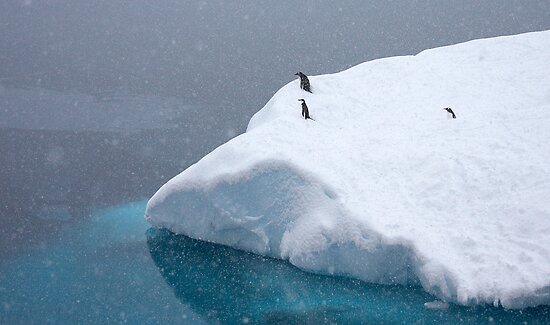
145;31;550;308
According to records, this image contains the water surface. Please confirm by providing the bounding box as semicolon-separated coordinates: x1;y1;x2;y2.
1;201;548;324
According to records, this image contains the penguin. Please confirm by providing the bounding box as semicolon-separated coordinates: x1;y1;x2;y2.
298;99;314;120
295;72;312;93
444;107;456;119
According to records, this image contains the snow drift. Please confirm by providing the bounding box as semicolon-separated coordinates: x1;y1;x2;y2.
145;31;550;308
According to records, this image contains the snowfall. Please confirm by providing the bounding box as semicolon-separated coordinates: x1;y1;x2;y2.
146;31;550;309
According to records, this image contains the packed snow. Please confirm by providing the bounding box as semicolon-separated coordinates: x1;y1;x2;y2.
145;31;550;308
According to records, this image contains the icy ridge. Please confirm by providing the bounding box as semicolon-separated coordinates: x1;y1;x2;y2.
146;31;550;308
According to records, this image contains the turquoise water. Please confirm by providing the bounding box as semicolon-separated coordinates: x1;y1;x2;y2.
1;201;549;324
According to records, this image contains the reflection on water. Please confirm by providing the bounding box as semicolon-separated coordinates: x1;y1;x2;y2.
146;228;550;324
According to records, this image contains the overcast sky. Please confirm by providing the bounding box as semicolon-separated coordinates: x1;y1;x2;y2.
2;0;550;127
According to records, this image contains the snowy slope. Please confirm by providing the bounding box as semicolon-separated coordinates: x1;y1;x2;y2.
145;31;550;308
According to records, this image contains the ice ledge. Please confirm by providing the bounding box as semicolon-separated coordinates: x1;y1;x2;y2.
146;162;417;283
146;155;550;307
146;161;474;305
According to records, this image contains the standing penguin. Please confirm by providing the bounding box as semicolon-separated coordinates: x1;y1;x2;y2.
295;72;312;93
443;107;457;119
298;99;314;120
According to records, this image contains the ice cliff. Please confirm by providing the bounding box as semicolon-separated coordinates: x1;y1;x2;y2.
146;31;550;308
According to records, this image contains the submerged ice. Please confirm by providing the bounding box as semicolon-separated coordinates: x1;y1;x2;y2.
146;31;550;308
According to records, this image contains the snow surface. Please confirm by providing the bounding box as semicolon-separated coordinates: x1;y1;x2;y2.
146;31;550;308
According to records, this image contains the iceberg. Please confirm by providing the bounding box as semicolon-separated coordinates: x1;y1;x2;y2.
145;31;550;308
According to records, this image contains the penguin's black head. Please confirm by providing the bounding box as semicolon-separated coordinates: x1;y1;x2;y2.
295;72;302;76
298;98;305;102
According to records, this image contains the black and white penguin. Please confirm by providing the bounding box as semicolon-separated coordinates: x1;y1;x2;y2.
298;99;314;120
295;72;312;93
444;107;456;119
